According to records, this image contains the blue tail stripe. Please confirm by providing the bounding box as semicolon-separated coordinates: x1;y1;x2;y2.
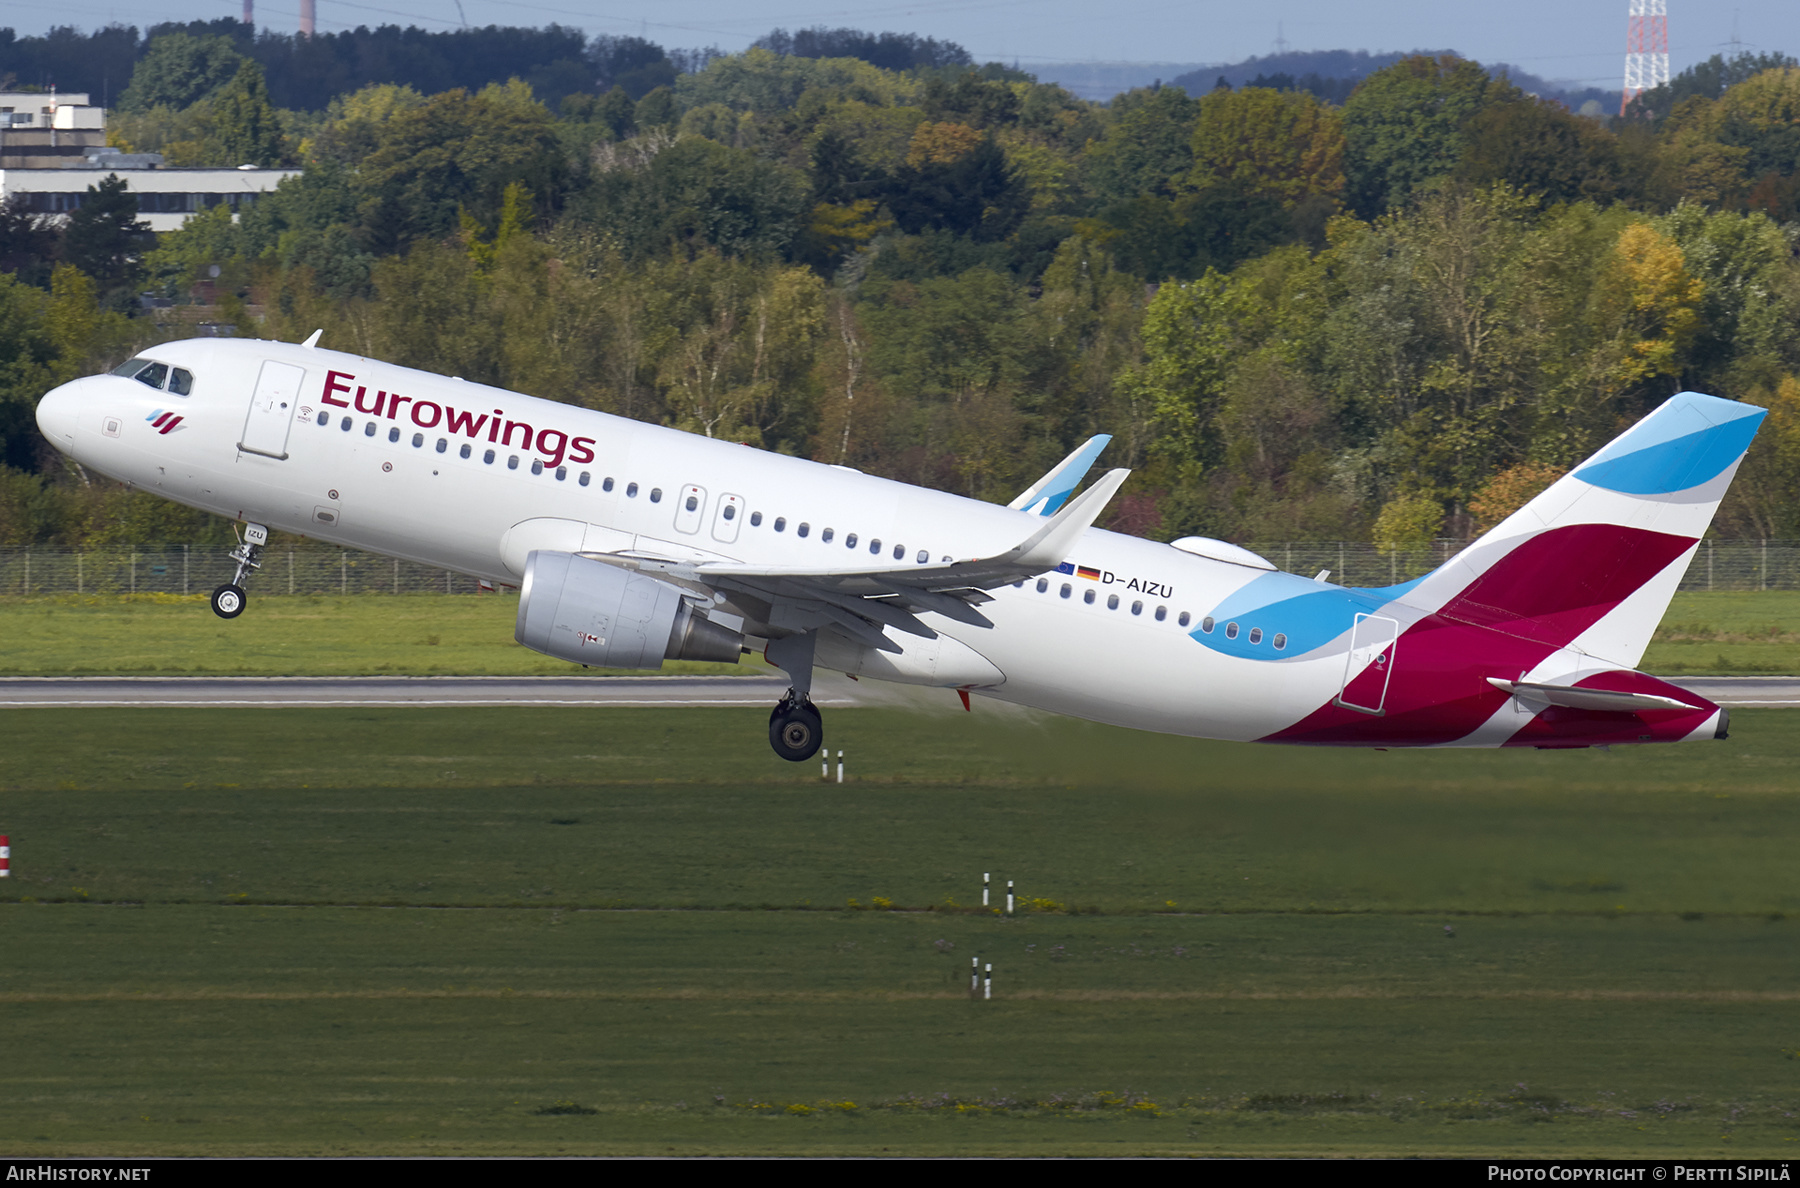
1576;409;1765;495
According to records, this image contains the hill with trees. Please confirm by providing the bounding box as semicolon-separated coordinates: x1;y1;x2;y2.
1;27;1798;555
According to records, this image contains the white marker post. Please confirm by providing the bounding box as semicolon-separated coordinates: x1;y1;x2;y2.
1007;880;1014;915
822;753;829;779
983;963;992;1001
983;872;990;908
970;957;979;998
0;834;8;878
836;750;844;784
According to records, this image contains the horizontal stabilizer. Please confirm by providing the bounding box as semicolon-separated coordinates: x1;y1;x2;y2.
1009;435;1112;516
1486;678;1693;714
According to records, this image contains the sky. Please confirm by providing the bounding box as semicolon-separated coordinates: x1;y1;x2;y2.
8;0;1793;87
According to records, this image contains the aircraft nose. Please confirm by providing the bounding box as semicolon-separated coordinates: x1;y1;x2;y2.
35;379;86;453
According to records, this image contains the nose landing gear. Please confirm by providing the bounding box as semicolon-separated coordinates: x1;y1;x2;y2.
212;522;268;619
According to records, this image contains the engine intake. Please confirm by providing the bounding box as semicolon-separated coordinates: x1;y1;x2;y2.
515;550;743;669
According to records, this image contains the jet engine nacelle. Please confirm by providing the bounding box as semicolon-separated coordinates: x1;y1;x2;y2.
515;550;743;669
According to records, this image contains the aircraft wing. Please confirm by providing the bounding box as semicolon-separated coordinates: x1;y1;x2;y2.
1008;434;1112;515
579;468;1131;653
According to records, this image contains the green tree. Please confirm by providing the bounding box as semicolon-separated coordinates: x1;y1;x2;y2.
60;175;150;305
117;32;246;112
580;136;809;262
1082;86;1200;204
1340;55;1517;217
0;271;55;473
1457;97;1621;206
1187;86;1346;209
205;60;285;167
355;85;567;255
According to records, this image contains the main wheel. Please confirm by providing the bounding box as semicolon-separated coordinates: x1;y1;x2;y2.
769;701;823;762
210;583;247;619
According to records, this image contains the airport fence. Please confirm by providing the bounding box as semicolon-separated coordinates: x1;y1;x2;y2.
0;539;1798;596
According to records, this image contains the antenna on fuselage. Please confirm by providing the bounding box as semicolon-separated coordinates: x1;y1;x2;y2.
300;329;323;348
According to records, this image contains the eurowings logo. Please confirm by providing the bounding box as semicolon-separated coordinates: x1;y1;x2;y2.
146;410;186;435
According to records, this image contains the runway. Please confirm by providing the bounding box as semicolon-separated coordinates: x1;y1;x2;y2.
0;675;1793;707
0;675;854;708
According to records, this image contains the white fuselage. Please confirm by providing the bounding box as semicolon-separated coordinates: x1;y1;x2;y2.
40;337;1690;748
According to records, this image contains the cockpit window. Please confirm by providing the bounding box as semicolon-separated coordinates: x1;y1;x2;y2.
111;357;191;395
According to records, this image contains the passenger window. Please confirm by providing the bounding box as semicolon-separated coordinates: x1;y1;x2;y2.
917;550;929;563
798;522;809;538
1132;601;1143;615
869;538;880;554
1060;583;1072;599
364;422;376;437
555;466;566;481
750;511;762;526
460;443;471;458
603;477;615;492
845;533;857;549
723;504;736;520
685;494;699;512
893;544;904;560
1225;621;1238;639
413;433;423;448
579;472;590;487
626;482;638;497
340;417;352;431
169;368;194;396
1179;612;1191;627
1083;589;1095;604
1107;593;1119;610
531;459;544;475
1273;633;1287;650
388;427;400;442
649;488;662;502
1036;578;1048;593
1248;627;1262;643
774;517;786;532
822;528;834;543
436;438;447;453
483;449;495;464
1155;606;1166;621
1201;616;1214;633
316;411;328;426
508;455;519;469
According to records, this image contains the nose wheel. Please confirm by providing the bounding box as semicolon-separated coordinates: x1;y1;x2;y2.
212;522;268;619
769;691;823;762
210;583;247;618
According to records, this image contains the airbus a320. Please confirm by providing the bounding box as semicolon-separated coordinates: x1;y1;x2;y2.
35;334;1764;759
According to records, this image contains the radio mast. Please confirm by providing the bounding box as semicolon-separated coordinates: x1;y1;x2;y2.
1621;0;1670;115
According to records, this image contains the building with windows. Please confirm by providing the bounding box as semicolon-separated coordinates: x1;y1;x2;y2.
0;91;106;167
0;91;300;231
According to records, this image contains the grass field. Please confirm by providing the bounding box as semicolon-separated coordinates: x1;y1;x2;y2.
0;589;1793;676
4;705;1800;1155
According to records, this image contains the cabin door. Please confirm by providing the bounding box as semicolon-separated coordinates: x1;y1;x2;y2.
1335;613;1398;715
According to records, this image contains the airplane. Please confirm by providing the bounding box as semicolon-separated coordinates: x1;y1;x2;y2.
34;334;1764;759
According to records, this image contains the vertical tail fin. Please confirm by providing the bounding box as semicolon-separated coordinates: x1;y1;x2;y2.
1400;392;1766;668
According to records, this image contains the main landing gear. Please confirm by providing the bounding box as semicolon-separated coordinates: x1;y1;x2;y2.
769;690;823;762
212;522;268;620
764;630;822;762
